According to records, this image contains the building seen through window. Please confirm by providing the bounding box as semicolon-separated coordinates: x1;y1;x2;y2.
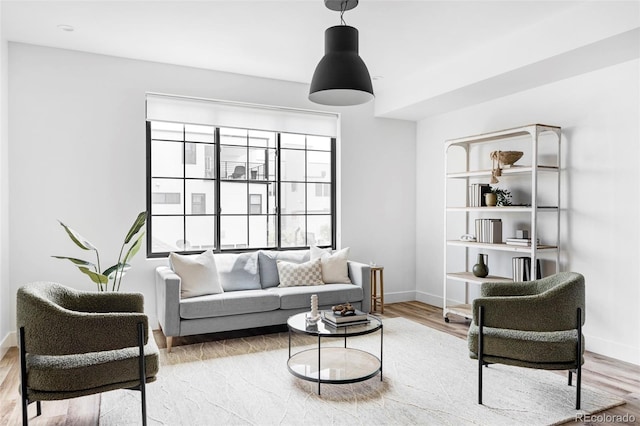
147;121;335;256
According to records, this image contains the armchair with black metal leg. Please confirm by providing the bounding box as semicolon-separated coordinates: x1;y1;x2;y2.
468;272;585;409
16;282;159;425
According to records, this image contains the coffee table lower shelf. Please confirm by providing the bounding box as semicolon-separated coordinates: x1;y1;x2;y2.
287;347;381;390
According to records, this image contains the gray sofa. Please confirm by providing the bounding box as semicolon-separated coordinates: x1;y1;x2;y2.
156;249;371;351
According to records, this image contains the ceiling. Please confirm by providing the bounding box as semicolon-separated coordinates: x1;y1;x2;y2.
2;1;639;120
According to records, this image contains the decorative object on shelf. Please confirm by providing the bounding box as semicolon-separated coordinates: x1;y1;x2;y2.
53;212;146;291
489;186;512;206
472;254;489;278
489;150;523;183
309;0;374;106
460;234;476;242
484;192;497;206
331;302;356;316
516;229;529;239
307;294;321;324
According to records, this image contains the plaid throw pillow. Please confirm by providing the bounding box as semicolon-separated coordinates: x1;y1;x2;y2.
276;258;324;287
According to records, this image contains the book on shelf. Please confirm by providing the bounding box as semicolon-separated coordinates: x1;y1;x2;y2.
322;309;369;324
474;218;502;243
468;183;491;207
506;238;540;246
512;257;542;282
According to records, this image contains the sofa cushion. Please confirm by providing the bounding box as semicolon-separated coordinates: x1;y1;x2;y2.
311;246;351;284
277;258;324;287
180;290;280;319
269;283;363;310
215;252;261;292
169;250;224;299
258;250;310;288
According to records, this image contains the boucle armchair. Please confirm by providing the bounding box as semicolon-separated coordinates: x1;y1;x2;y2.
16;282;159;425
467;272;585;409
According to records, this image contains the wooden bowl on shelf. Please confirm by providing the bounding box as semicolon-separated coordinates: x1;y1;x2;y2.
491;150;523;166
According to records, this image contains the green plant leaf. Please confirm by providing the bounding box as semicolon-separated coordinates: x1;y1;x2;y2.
123;232;144;264
51;256;96;269
124;212;146;244
78;267;108;284
103;263;131;280
58;221;97;251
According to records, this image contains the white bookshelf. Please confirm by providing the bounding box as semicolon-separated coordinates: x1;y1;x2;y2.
443;124;561;322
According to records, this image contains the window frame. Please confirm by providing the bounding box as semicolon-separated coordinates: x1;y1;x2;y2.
146;121;336;258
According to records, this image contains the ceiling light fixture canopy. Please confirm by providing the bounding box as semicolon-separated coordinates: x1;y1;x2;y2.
309;0;374;106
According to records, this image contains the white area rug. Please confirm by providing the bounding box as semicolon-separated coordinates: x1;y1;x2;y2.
100;318;623;425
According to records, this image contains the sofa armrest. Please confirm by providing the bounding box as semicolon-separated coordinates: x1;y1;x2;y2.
348;261;371;313
155;266;181;337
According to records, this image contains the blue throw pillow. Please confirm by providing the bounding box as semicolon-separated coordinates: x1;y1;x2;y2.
215;252;261;292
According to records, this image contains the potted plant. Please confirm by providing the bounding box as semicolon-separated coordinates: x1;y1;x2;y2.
53;212;146;291
485;187;512;207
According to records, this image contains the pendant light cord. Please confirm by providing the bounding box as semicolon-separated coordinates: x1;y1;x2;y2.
340;1;347;25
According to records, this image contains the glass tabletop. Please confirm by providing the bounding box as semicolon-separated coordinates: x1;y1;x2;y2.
287;311;382;337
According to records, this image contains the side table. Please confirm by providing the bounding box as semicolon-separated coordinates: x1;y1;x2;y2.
370;266;384;313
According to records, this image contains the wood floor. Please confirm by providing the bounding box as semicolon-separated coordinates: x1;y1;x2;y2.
2;301;638;425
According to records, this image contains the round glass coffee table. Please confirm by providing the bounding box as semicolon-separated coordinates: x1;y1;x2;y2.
286;312;383;395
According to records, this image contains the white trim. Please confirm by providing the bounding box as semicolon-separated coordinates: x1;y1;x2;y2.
0;331;16;359
382;290;416;304
585;333;640;366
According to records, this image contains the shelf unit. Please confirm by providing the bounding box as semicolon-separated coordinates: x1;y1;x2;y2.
443;124;561;322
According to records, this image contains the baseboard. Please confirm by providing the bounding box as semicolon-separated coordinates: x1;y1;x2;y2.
415;291;443;307
585;333;640;366
382;290;416;304
0;330;16;359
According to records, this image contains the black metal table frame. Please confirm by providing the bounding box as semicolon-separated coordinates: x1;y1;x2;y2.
287;315;383;395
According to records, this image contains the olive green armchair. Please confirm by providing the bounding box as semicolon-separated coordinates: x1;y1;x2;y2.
467;272;585;409
17;282;159;425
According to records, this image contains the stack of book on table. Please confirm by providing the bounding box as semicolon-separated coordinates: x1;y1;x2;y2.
322;310;370;327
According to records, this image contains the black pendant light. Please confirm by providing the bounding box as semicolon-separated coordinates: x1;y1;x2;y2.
309;0;374;106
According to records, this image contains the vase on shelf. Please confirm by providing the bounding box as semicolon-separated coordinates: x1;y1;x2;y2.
485;192;497;207
472;254;488;278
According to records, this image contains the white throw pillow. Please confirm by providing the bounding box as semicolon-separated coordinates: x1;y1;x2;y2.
169;250;224;298
310;246;351;284
276;258;324;287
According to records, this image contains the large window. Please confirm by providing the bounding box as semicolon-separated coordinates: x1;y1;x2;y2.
147;121;335;257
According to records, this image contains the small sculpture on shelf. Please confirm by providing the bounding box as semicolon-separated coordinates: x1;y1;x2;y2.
332;302;356;316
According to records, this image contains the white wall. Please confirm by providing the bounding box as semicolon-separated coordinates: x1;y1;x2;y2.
0;6;12;358
416;59;640;364
6;43;416;332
